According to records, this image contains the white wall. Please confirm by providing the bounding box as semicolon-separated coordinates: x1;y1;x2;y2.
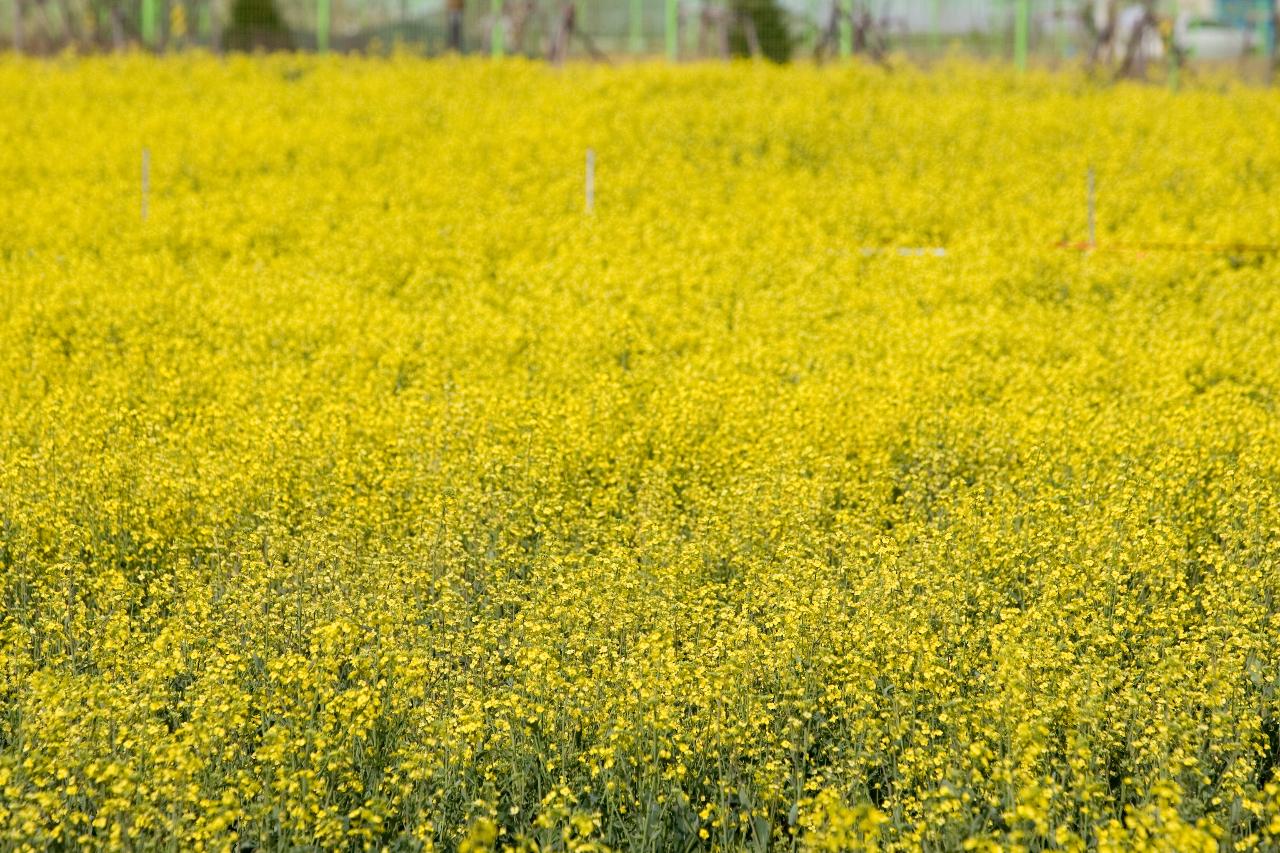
781;0;1220;36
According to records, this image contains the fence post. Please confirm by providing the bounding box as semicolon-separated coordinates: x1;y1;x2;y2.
1014;0;1028;71
317;0;330;51
807;0;817;54
1271;0;1279;74
838;0;851;57
665;0;676;60
6;0;20;52
1259;0;1276;59
931;0;940;53
629;0;643;53
682;0;696;55
142;0;158;47
1167;0;1181;89
1055;0;1067;59
491;0;503;55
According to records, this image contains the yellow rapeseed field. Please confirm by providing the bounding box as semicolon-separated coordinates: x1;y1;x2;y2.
1;54;1279;852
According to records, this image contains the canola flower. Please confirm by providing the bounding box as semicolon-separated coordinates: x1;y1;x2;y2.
0;54;1279;851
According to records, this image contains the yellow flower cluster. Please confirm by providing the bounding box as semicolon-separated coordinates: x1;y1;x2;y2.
1;54;1279;852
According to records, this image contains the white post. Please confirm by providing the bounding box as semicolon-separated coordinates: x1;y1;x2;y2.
585;148;595;214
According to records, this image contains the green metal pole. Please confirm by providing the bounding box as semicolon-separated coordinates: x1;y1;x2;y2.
1014;0;1028;71
1264;0;1274;70
665;0;676;60
1055;0;1067;60
12;0;23;52
142;0;158;47
490;0;503;55
807;0;817;54
683;0;697;55
930;0;940;53
316;0;330;51
1256;0;1272;56
838;0;850;57
46;0;64;39
629;0;643;53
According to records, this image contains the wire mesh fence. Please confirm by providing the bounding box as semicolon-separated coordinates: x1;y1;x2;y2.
0;0;1277;74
